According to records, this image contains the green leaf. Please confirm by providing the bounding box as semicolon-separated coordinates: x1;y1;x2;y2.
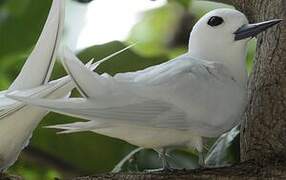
168;0;191;9
0;0;51;59
127;4;184;57
78;41;167;75
246;39;256;74
4;0;31;16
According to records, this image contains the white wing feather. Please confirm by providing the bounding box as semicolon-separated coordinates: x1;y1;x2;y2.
3;45;133;120
9;50;244;137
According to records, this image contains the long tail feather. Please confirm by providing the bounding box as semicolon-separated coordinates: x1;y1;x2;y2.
9;0;65;90
45;121;109;134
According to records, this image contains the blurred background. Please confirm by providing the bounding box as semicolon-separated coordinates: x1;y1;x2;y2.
0;0;256;179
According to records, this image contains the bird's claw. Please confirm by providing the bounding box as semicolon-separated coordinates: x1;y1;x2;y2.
144;167;175;173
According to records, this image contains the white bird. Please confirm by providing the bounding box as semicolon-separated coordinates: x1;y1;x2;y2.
0;0;66;171
8;8;282;170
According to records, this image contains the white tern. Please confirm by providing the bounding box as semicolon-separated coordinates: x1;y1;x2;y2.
8;8;282;170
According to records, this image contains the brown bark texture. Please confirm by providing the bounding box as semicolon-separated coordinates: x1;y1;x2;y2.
0;174;22;180
232;0;286;165
73;162;286;180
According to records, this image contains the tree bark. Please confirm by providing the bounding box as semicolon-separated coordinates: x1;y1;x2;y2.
232;0;286;165
0;173;22;180
73;162;286;180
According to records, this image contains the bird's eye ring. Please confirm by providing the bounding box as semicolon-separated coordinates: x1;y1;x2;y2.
208;16;224;27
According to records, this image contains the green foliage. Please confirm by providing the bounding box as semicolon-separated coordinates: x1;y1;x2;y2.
168;0;191;9
191;0;233;17
77;41;167;76
0;0;51;58
0;0;52;90
9;158;62;180
128;3;183;57
246;39;256;73
3;0;31;16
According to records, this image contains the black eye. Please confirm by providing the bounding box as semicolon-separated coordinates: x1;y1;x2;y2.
208;16;224;27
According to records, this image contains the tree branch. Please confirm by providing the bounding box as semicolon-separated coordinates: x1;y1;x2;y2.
238;0;286;165
72;162;286;180
0;173;22;180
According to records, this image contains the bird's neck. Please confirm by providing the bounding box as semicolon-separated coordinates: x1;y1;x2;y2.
189;47;248;87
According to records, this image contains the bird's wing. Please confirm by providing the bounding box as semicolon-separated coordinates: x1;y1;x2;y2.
61;48;237;100
115;53;235;86
9;0;64;90
9;50;240;132
2;44;135;120
7;95;186;128
45;121;111;134
8;94;218;133
61;49;215;97
112;54;191;83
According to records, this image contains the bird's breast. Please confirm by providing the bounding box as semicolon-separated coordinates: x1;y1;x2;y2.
94;126;201;150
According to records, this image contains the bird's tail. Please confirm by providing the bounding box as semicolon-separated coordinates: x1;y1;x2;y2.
7;44;135;105
9;0;65;91
45;121;109;134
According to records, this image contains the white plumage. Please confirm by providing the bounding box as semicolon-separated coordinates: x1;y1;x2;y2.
0;0;65;171
9;8;281;169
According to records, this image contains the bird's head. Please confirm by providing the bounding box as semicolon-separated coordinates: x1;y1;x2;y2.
188;8;281;63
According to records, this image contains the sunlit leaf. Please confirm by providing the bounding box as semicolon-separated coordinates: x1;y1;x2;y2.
4;0;31;16
128;3;184;56
0;0;51;59
168;0;191;9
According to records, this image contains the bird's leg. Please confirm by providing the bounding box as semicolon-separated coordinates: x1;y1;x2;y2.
0;170;5;177
144;148;173;172
198;151;206;168
112;147;143;173
126;154;139;172
159;148;172;172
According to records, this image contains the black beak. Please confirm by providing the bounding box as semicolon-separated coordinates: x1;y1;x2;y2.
234;19;282;41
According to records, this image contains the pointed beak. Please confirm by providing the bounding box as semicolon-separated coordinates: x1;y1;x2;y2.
234;19;282;41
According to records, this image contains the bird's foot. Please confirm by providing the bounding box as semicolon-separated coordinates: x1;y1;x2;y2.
144;167;175;173
197;164;206;170
198;151;206;169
